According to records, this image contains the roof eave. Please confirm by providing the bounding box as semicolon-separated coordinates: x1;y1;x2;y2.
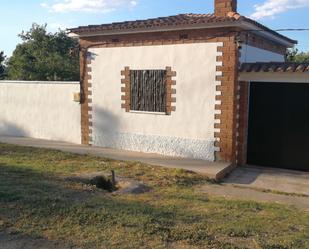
239;21;296;48
68;21;238;38
69;20;296;48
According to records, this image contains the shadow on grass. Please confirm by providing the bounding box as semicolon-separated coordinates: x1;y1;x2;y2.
0;163;218;248
0;230;68;249
0;159;308;249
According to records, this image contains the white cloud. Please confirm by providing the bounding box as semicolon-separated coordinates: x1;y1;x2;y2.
250;0;309;20
41;0;138;13
49;22;67;30
40;2;48;8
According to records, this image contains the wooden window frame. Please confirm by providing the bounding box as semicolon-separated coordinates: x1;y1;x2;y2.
121;66;176;115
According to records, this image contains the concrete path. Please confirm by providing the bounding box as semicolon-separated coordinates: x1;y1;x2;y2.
0;136;232;180
199;184;309;210
223;166;309;196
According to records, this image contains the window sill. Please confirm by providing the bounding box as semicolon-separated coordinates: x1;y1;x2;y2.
129;110;167;115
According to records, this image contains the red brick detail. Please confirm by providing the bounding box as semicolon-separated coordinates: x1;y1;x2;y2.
80;51;93;145
215;0;237;17
79;28;239;49
165;67;176;115
121;67;131;112
236;81;250;165
214;35;239;163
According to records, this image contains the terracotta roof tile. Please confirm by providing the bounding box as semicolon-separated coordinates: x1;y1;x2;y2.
69;14;233;33
68;13;296;44
240;63;309;73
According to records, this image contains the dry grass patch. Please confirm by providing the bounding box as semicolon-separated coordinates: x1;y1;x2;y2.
0;143;308;249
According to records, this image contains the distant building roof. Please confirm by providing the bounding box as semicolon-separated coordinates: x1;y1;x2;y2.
240;62;309;73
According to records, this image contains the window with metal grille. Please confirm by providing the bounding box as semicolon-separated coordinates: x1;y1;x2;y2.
130;70;166;113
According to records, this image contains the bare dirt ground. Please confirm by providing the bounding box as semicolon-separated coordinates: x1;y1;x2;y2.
198;184;309;210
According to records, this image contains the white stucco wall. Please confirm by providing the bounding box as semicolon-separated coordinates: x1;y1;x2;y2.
89;43;221;161
240;45;285;63
0;81;81;144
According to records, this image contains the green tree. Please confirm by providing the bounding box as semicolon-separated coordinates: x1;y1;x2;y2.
287;48;309;63
7;24;79;81
0;51;6;80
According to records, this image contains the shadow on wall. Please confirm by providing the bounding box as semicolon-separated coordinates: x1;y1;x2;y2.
88;51;98;61
93;107;120;147
0;121;28;138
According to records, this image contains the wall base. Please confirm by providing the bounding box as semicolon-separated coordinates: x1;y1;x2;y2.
93;132;216;161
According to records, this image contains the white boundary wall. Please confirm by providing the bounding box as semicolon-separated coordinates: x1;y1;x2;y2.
89;43;221;161
0;81;81;144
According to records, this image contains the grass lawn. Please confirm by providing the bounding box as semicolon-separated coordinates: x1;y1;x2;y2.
0;143;308;249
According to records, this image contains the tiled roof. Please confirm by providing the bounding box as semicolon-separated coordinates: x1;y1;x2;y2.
240;62;309;73
69;13;296;44
69;13;234;32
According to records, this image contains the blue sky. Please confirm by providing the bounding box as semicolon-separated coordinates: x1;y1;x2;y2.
1;0;309;56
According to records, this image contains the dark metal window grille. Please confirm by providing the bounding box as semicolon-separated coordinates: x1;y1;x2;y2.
130;70;166;113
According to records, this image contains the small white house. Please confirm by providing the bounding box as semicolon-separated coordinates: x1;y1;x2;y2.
2;0;309;173
69;0;309;173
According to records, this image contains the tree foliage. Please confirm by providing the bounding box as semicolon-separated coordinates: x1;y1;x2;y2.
6;24;79;81
287;48;309;63
0;51;6;80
